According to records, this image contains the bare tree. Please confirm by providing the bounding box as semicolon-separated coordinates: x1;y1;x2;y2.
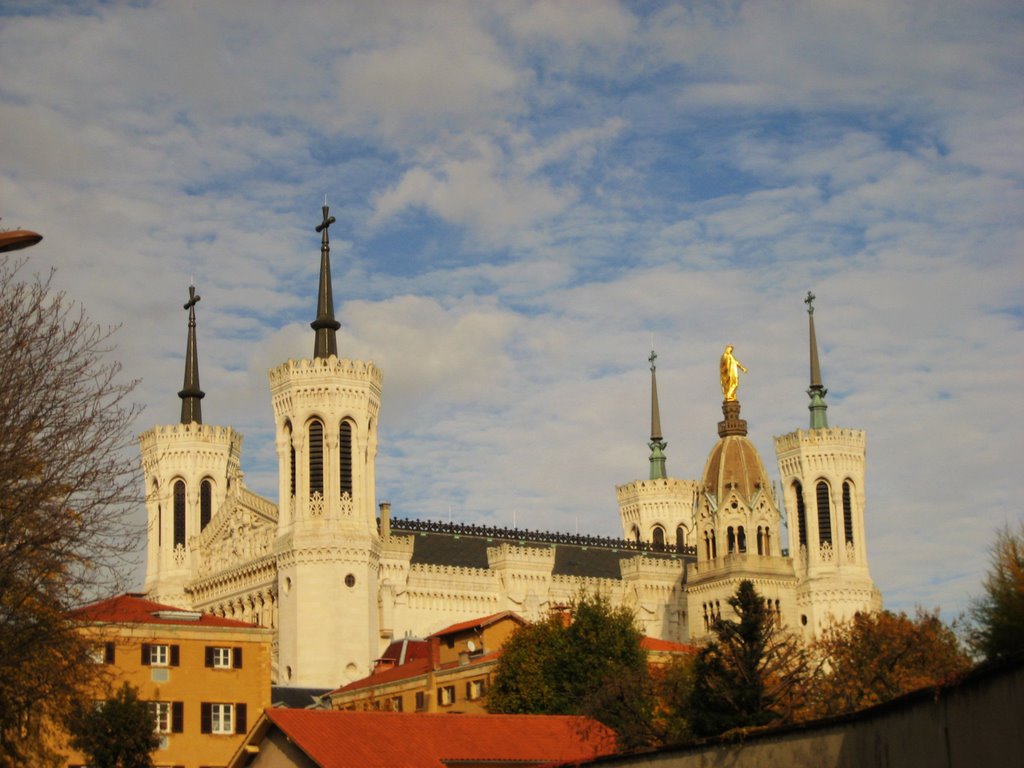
0;254;142;765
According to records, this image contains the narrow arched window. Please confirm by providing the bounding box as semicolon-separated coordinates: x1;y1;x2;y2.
676;525;686;551
710;531;717;559
308;419;324;496
200;479;212;530
285;421;296;498
652;526;665;551
727;526;736;554
173;480;186;548
816;481;832;544
764;526;771;555
704;531;711;559
632;524;640;542
757;526;764;555
842;481;854;545
339;420;353;498
794;481;807;546
738;526;746;553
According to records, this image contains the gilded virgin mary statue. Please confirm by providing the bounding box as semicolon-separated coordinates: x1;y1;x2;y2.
720;345;748;402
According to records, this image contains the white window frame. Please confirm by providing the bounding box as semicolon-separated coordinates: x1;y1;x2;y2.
149;701;171;734
150;644;169;667
439;685;455;706
468;679;485;700
211;703;234;734
212;647;232;669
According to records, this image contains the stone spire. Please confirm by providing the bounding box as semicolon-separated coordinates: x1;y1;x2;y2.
648;348;667;480
311;203;341;359
178;284;205;424
805;291;829;429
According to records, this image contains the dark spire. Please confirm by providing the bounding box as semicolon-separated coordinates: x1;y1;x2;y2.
178;284;205;424
311;203;341;359
648;348;667;480
805;291;829;429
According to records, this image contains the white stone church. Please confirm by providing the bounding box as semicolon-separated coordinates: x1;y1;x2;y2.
142;205;881;690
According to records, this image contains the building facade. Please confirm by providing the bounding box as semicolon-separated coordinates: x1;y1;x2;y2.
63;594;273;768
141;207;880;690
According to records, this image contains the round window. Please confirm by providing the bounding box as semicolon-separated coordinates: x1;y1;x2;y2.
345;573;356;588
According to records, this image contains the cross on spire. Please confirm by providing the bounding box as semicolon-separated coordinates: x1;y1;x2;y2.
178;284;205;424
805;290;815;315
311;202;341;359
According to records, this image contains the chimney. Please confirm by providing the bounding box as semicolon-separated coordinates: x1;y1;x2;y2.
379;501;391;540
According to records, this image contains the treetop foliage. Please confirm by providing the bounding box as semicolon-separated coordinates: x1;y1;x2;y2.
969;521;1024;662
69;682;159;768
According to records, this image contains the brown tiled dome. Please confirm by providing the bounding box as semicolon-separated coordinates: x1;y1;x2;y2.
701;434;772;504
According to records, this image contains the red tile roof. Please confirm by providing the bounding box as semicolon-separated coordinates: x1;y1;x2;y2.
259;709;617;767
69;593;258;629
427;610;526;639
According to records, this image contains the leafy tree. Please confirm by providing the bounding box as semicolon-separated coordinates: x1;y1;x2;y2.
809;608;970;717
488;594;656;750
689;580;809;738
0;255;141;764
969;522;1024;662
69;683;159;768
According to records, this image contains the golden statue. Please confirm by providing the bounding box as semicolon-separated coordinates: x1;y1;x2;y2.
720;344;747;401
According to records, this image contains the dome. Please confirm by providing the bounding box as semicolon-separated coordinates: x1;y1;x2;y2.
701;434;773;505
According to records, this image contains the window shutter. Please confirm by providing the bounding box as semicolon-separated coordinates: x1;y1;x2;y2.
465;681;472;699
235;703;247;734
170;645;180;667
233;647;243;669
104;642;115;664
200;703;212;734
205;647;213;667
436;688;443;705
141;644;151;666
172;701;183;733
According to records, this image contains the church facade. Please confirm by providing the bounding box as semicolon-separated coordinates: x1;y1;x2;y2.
141;206;881;689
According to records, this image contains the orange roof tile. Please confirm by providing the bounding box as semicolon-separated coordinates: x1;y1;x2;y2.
427;610;526;638
259;709;617;767
69;593;259;629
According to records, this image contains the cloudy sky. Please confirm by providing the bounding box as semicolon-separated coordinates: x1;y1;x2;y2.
1;0;1021;617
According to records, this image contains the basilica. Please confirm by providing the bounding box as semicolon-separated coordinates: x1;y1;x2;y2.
141;205;881;689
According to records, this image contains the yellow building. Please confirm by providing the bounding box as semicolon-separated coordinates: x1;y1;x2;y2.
328;611;525;714
63;593;273;768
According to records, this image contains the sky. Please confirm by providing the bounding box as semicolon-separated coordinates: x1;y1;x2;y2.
1;0;1021;619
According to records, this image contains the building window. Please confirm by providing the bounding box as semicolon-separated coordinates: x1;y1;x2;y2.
141;644;179;667
793;481;807;547
737;526;746;553
816;481;832;544
285;421;296;497
415;691;427;711
90;642;115;664
339;419;353;498
651;525;665;551
676;525;686;551
201;702;247;735
466;679;486;701
389;696;403;712
727;526;735;554
205;646;241;669
437;686;455;707
173;480;186;548
150;702;171;734
200;479;212;530
842;481;855;545
308;419;324;496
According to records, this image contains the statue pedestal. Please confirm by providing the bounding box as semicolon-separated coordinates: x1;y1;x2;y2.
718;400;748;437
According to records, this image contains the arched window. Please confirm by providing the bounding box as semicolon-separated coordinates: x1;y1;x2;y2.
757;526;764;555
793;481;807;546
710;531;717;559
676;525;686;551
816;481;832;544
173;480;186;548
285;421;296;498
727;526;736;554
703;531;711;559
631;524;640;542
200;479;212;530
308;419;324;496
652;526;666;551
764;526;771;555
842;481;854;545
339;420;353;498
737;526;746;553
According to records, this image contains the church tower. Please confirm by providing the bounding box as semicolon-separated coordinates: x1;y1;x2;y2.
686;345;795;639
774;293;881;639
141;285;243;607
271;204;383;688
616;348;698;552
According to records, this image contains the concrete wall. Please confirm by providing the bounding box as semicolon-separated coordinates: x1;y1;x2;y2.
584;658;1023;768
